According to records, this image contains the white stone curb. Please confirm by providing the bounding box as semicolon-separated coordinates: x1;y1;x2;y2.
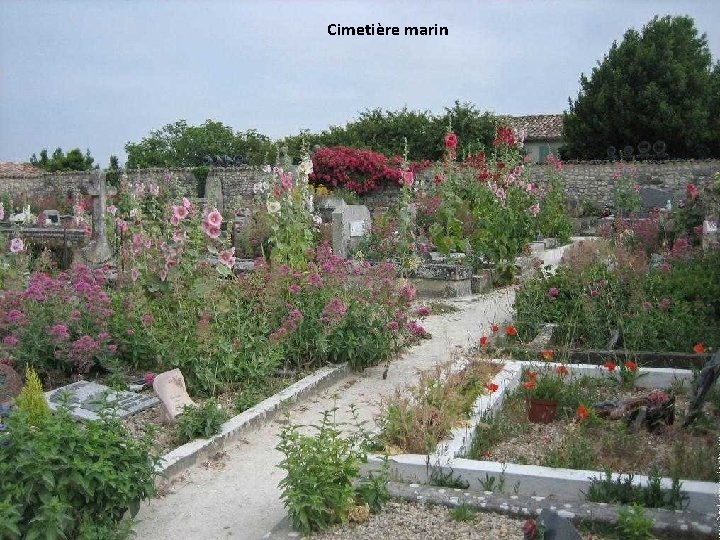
368;360;717;514
157;363;350;481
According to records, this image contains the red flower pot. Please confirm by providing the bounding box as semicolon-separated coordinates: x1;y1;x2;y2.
526;398;558;423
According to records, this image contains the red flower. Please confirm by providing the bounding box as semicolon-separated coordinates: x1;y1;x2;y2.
541;349;555;361
523;380;537;391
444;132;458;150
522;519;537;539
555;365;569;376
486;382;499;393
490;323;500;334
603;360;617;372
624;361;638;372
479;336;489;347
526;370;538;380
686;183;699;200
693;343;706;354
576;404;589;421
505;325;517;337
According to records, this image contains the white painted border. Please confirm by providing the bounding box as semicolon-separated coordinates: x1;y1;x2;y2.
368;360;717;514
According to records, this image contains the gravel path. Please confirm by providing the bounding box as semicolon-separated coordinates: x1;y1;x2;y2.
133;243;575;540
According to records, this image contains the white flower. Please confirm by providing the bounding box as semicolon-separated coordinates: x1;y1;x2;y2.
312;214;322;225
262;165;272;173
266;200;281;214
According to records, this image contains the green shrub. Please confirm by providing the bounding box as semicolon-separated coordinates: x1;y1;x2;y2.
175;398;228;443
617;504;654;540
15;366;51;427
277;408;382;534
0;407;160;539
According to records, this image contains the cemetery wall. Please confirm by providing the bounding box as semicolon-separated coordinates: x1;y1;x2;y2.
1;160;718;211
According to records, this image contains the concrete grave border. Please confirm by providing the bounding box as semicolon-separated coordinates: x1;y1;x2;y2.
157;363;350;482
366;360;718;515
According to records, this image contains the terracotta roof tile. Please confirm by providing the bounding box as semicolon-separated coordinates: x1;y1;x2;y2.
502;115;563;140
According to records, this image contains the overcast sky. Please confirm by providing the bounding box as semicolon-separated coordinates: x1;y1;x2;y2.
1;0;719;166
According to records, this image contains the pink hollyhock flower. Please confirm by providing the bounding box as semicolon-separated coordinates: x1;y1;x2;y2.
444;132;458;150
202;221;221;239
173;205;188;220
206;209;223;227
170;215;180;226
219;247;236;268
115;219;129;234
280;173;293;191
9;238;24;253
183;197;192;210
401;171;414;187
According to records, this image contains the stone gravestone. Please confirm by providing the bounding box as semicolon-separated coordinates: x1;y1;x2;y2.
43;210;60;226
0;364;23;405
205;174;224;213
331;205;371;258
536;508;582;540
639;186;672;214
44;380;159;421
152;368;195;423
83;171;117;265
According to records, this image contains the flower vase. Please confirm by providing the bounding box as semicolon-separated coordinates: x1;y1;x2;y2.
526;398;558;424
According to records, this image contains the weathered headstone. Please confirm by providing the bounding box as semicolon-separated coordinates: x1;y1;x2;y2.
152;368;195;423
44;380;158;421
205;175;224;213
536;508;582;540
83;172;116;265
331;204;371;258
318;196;345;224
0;364;23;404
639;186;672;213
43;210;60;225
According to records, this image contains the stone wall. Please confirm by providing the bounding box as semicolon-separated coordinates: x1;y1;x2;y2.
530;159;720;207
2;160;718;213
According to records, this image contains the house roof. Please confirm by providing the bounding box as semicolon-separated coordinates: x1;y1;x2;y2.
0;161;43;178
502;114;563;141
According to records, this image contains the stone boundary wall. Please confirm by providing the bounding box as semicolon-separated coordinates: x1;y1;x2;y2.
1;160;718;212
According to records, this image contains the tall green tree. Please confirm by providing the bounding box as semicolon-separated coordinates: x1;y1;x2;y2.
282;101;496;162
563;15;716;159
29;147;96;171
125;120;275;168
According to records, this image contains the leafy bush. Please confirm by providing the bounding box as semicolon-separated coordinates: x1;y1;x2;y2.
0;407;160;539
14;366;50;427
537;162;572;243
175;398;228;443
310;146;403;194
585;471;687;510
276;408;384;534
617;504;654;540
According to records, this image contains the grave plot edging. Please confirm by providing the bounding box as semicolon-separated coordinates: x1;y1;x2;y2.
157;363;351;482
366;360;715;514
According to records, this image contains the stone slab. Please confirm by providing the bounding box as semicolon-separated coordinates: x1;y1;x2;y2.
0;364;23;404
153;368;195;422
412;263;473;281
45;380;159;421
411;277;472;299
471;271;493;294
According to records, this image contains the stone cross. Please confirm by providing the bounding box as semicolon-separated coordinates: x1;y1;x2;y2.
84;171;116;265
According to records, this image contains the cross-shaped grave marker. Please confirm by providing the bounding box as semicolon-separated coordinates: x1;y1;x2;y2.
83;171;117;265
